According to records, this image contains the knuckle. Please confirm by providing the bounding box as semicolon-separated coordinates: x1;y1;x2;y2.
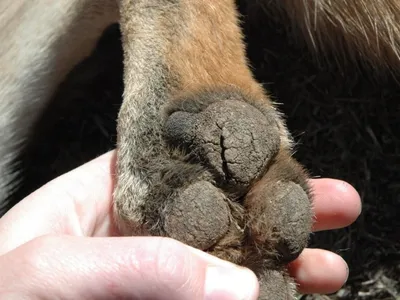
22;235;60;267
2;235;62;287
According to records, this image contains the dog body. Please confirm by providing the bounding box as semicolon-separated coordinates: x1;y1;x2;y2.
0;0;119;210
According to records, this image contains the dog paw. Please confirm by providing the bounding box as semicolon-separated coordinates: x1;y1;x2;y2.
162;88;313;263
114;87;314;299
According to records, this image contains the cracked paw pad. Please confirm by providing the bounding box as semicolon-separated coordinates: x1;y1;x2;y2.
165;99;281;193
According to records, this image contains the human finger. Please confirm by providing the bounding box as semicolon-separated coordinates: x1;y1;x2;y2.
0;235;259;300
310;178;361;232
0;151;117;255
288;248;349;295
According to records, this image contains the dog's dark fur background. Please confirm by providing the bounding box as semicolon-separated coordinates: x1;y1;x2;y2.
6;2;400;299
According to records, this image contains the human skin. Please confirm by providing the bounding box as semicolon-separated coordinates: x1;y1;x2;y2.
0;151;361;299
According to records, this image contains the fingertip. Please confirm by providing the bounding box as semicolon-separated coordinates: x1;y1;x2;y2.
129;238;260;300
310;178;362;231
289;249;349;295
205;265;259;300
187;246;260;300
331;179;362;214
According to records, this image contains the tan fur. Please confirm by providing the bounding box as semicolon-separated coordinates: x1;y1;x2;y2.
261;0;400;71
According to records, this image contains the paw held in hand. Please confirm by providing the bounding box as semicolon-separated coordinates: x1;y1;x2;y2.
116;88;313;300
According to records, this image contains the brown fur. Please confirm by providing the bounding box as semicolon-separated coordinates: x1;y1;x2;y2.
114;1;313;299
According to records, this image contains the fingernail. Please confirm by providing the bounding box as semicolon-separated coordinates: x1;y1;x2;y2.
205;265;259;300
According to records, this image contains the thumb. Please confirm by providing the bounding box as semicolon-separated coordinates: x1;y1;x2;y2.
0;235;259;300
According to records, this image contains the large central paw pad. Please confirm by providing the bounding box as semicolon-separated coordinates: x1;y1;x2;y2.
165;99;280;194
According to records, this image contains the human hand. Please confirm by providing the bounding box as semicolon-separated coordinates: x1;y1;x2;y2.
0;151;361;299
